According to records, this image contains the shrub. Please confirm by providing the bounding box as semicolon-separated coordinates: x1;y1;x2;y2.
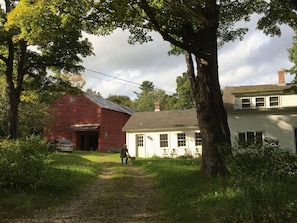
220;138;297;223
0;136;50;190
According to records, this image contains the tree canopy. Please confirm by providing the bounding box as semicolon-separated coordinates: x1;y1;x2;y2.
0;0;93;138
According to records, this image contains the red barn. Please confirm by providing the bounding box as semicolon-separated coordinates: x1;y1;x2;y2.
44;93;134;151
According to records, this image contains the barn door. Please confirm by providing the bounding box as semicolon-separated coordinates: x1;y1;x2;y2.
136;134;145;157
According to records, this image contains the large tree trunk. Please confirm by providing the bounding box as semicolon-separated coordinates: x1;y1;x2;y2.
185;7;231;177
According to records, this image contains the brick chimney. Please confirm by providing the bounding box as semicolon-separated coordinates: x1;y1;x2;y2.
278;68;285;86
154;102;160;111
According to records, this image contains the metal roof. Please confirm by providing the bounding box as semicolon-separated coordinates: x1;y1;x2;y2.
85;93;134;115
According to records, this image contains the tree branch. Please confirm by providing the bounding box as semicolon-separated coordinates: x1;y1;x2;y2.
139;0;189;51
0;54;7;63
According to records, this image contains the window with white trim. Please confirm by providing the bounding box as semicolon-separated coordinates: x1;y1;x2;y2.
136;135;144;147
238;131;263;144
159;134;168;147
255;97;265;107
177;133;186;147
195;132;202;146
241;98;251;109
269;96;279;107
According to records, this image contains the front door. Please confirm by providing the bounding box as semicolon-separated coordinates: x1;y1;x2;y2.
136;134;145;157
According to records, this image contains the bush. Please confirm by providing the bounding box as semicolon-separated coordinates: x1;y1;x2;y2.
0;136;50;190
220;139;297;223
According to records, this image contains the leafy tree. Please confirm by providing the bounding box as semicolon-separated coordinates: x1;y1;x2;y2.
60;73;86;90
174;72;195;110
89;0;297;176
0;0;93;139
18;90;51;137
107;94;133;108
85;88;102;97
133;80;155;97
133;80;170;111
288;30;297;81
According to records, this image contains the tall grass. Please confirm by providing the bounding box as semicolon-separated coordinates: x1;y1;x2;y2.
0;149;103;219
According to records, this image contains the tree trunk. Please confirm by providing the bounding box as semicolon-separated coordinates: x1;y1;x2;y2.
5;38;25;139
185;10;231;177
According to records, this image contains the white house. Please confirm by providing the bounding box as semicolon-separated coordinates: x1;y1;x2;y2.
123;69;297;158
224;69;297;153
122;107;202;158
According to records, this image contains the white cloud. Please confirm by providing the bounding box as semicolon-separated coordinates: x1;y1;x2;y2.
82;24;295;100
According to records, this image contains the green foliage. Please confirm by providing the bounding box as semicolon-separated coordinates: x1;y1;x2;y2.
107;94;133;108
1;0;94;138
0;136;50;190
221;139;297;223
85;88;102;97
18;90;51;137
0;150;103;219
174;72;195;109
257;0;297;36
288;31;297;81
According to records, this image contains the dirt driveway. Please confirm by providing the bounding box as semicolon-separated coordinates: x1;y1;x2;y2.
10;162;164;223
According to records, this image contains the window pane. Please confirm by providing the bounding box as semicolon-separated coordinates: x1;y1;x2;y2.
242;98;251;108
247;132;254;142
256;97;265;107
255;131;263;144
177;133;186;147
136;135;143;147
195;132;202;146
269;97;279;107
160;134;168;147
238;132;245;142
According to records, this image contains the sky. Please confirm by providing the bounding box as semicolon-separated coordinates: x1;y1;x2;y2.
81;23;295;100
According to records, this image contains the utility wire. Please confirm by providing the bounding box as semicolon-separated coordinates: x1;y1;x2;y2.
83;68;176;94
85;68;142;87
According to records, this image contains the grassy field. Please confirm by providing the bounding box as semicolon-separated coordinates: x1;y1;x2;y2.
1;151;297;222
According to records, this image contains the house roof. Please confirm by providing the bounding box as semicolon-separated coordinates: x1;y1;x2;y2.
228;84;297;95
85;93;134;115
122;109;198;132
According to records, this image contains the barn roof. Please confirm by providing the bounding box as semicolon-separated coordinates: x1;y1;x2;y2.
122;109;198;132
85;93;134;115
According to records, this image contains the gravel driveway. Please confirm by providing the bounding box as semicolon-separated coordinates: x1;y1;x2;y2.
8;163;163;223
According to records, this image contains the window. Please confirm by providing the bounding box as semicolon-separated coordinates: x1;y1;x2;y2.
269;96;279;107
160;134;168;147
195;132;202;146
177;133;186;147
238;131;263;144
241;98;251;108
136;135;144;147
255;97;265;107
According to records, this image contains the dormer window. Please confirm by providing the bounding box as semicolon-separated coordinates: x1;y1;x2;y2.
269;96;279;107
241;98;251;109
237;95;282;109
